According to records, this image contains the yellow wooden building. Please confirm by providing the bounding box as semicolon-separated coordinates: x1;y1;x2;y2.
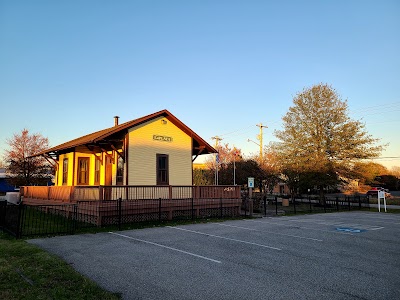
36;110;216;187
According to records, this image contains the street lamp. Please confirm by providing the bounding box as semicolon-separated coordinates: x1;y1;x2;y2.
247;139;260;147
247;139;262;164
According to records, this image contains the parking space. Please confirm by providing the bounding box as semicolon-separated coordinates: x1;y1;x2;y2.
28;211;400;300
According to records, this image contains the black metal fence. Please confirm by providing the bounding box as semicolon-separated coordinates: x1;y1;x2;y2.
0;201;22;237
247;194;370;216
0;197;241;238
1;195;371;238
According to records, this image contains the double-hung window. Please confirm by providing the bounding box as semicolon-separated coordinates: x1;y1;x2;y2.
78;157;90;185
156;154;169;185
94;159;101;185
62;158;68;185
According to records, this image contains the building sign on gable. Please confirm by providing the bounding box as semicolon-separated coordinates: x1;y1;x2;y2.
153;135;173;142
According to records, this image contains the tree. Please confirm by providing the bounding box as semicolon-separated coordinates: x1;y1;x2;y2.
205;143;243;185
352;162;388;185
193;168;214;185
260;146;281;194
375;174;399;191
391;166;400;179
274;83;385;199
218;159;263;186
4;129;52;186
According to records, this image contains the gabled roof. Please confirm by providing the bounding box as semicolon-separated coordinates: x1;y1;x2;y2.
34;109;216;157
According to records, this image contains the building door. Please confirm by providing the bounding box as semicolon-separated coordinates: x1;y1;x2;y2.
104;156;113;199
105;157;113;185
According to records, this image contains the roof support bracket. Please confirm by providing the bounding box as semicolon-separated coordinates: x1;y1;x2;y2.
86;145;103;164
110;144;124;161
42;154;59;170
192;146;205;162
101;148;115;164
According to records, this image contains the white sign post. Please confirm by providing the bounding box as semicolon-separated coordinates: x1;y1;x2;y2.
377;190;387;212
248;177;254;216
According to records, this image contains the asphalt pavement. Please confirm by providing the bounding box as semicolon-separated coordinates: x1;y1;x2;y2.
28;211;400;300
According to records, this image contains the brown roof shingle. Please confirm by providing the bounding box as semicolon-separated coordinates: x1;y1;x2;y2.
34;109;216;157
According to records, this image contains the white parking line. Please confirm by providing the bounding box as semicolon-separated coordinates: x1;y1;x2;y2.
245;219;355;235
284;219;383;230
338;213;400;223
166;226;282;251
368;227;385;231
215;223;323;242
108;232;222;264
287;219;346;226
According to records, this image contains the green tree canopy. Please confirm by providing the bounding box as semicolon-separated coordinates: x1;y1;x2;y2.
274;83;385;195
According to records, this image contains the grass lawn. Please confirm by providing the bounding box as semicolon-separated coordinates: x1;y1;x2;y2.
0;232;121;300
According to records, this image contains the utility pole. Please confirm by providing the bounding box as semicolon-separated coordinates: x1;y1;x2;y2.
256;123;267;163
211;136;223;147
211;136;222;185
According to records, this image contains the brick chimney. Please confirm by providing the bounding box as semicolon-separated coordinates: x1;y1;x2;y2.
114;116;119;126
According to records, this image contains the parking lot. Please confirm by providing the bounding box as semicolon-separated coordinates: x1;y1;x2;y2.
29;211;400;300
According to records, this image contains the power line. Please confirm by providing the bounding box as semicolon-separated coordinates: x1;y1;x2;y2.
349;101;400;113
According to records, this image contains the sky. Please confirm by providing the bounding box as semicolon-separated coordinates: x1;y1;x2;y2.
1;0;399;169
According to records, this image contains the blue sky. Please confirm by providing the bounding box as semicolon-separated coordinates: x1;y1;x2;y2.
1;0;399;168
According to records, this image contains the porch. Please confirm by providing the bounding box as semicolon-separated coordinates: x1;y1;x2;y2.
20;185;242;226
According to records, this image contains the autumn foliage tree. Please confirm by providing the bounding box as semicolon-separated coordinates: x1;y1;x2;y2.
199;143;265;186
259;146;281;194
351;162;388;185
4;129;51;186
274;83;385;198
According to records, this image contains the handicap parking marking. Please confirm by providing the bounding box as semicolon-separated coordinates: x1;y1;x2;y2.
215;223;323;242
282;218;384;231
335;227;366;233
108;232;222;264
341;223;384;231
246;219;356;236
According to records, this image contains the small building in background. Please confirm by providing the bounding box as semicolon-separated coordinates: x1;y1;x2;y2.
0;168;18;194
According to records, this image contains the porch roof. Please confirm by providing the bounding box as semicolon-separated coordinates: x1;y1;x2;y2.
33;109;217;158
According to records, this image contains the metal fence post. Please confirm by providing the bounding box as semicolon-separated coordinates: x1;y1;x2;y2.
336;197;339;211
348;196;351;211
323;197;326;213
293;196;296;214
249;196;253;218
159;198;162;222
118;197;122;231
16;204;23;239
309;196;312;213
220;197;223;218
275;196;278;215
191;196;194;220
72;204;78;234
263;196;267;217
358;195;361;210
244;197;247;217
